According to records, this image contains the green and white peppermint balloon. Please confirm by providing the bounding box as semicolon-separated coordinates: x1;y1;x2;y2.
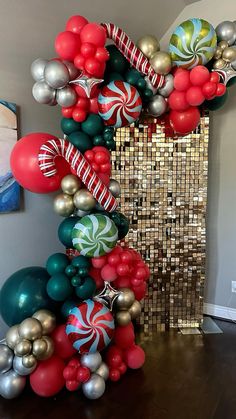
72;214;118;257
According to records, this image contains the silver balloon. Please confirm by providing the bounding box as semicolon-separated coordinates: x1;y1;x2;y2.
0;345;13;374
44;61;70;89
158;74;174;98
63;61;80;80
215;21;236;46
13;356;36;376
95;362;109;381
144;76;158;94
32;81;56;104
147;94;167;116
76;209;91;217
0;370;26;399
80;352;102;372
109;179;121;198
82;373;105;400
56;86;77;107
31;58;48;81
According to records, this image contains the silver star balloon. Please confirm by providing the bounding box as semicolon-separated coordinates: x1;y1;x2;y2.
213;63;236;85
94;282;121;310
70;75;103;98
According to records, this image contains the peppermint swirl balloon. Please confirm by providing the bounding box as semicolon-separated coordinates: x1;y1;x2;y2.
72;214;118;257
66;300;115;353
169;18;217;69
98;81;142;127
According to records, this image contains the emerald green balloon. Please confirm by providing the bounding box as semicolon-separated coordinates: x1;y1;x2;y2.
75;277;96;299
125;69;141;85
68;131;93;153
205;90;228;111
46;273;73;302
0;267;55;326
71;255;90;269
61;299;78;319
81;114;104;136
110;211;130;239
107;72;124;82
65;265;77;277
61;118;81;135
93;135;105;146
227;77;236;87
107;45;129;74
58;216;80;248
46;253;69;276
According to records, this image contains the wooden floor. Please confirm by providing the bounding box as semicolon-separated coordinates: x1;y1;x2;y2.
1;318;236;419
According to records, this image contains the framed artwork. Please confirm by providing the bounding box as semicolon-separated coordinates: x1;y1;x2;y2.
0;100;20;213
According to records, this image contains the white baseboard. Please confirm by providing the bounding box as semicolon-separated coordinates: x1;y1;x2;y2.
204;303;236;321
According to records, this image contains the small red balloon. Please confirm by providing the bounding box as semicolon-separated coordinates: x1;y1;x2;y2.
210;72;220;84
216;83;226;96
168;90;189;111
77;366;91;383
55;31;80;61
80;23;106;47
202;81;217;100
74;54;85;69
95;47;110;62
30;355;65;397
89;97;99;114
109;368;121;381
114;324;135;349
65;15;88;34
169;107;200;135
190;65;210;86
174;69;191;91
62;106;74;118
81;42;96;58
72;107;87;122
101;264;117;282
124;345;145;369
85;57;102;76
51;324;77;359
186;86;205;106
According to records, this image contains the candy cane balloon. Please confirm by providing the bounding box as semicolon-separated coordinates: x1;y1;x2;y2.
38;138;117;212
101;23;166;89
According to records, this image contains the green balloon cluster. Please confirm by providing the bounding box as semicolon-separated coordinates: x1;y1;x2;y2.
58;216;80;248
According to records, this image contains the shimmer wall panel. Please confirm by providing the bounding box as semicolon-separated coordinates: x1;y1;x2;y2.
112;116;209;332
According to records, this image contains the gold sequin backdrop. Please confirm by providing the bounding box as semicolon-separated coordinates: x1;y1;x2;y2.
112;116;209;332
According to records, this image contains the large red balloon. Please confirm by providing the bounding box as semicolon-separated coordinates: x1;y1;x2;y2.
169;107;200;135
65;15;88;34
80;23;106;47
124;345;145;369
114;323;135;349
168;90;189;111
10;132;70;193
30;355;65;397
51;324;76;359
55;31;80;61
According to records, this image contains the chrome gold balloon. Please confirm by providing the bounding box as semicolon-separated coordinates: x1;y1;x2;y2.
213;58;227;69
137;35;160;59
149;51;172;75
116;311;131;326
32;309;56;335
6;325;20;350
40;336;54;360
54;193;75;217
222;46;236;62
115;288;135;310
14;339;32;357
129;300;142;319
73;189;96;211
109;179;121;198
22;354;37;369
18;318;42;341
32;338;48;359
61;174;82;195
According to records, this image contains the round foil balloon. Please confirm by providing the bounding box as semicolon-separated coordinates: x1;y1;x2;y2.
72;214;118;257
66;300;115;353
98;81;142;127
169;18;217;69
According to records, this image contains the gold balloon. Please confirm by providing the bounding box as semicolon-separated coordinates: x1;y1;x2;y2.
6;325;20;349
214;46;222;60
137;35;160;59
54;193;74;216
32;338;48;359
218;40;229;50
222;47;236;62
22;354;37;369
61;174;82;195
149;51;172;75
14;339;32;356
129;300;142;319
32;309;56;335
116;311;131;326
213;58;227;70
41;336;54;360
73;189;96;211
19;318;42;341
115;288;135;310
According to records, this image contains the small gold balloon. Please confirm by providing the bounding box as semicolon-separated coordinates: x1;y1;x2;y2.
213;58;227;70
129;300;142;319
54;193;74;217
22;354;37;369
218;40;229;50
149;51;172;75
73;189;96;211
32;338;48;359
222;46;236;62
116;311;131;326
6;325;20;349
41;336;54;360
115;288;135;310
32;309;56;335
61;174;82;195
137;35;160;59
214;46;222;60
14;339;32;356
19;318;43;341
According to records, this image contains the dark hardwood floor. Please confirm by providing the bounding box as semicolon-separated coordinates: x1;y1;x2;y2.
1;318;236;419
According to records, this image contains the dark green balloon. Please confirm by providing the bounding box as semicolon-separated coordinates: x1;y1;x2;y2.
46;253;69;276
107;72;124;82
110;211;130;239
61;298;78;319
81;114;104;136
125;69;141;85
71;255;90;269
75;277;96;299
65;264;77;277
68;131;93;153
71;276;82;287
107;45;129;74
227;77;236;87
143;88;153;101
61;118;81;135
47;273;73;302
58;216;80;248
103;130;113;142
93;135;105;146
136;78;146;90
0;267;55;326
205;90;228;111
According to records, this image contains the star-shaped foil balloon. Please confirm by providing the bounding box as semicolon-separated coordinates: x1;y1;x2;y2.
94;282;122;311
70;75;104;98
213;64;236;85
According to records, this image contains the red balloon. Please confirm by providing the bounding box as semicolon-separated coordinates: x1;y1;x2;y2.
101;264;117;281
210;72;220;84
51;324;77;359
30;355;65;397
80;23;106;47
89;97;99;114
10;132;69;193
132;282;147;301
173;69;191;91
81;42;96;58
124;345;145;369
76;97;90;110
169;107;200;135
202;82;217;100
114;323;135;349
55;31;80;61
186;86;205;106
62;106;74;118
109;369;121;381
85;57;102;76
216;83;226;96
95;47;110;62
65;15;88;34
190;65;210;86
168;90;189;111
72;107;87;122
74;54;85;70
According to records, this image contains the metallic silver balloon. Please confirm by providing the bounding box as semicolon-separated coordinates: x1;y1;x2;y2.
144;76;158;94
73;189;96;211
215;21;236;46
115;288;135;310
19;318;43;341
13;356;36;376
81;352;102;372
137;35;160;59
149;51;172;75
61;174;82;195
6;325;20;350
32;309;56;335
31;58;48;81
147;94;167;116
0;345;13;374
158;74;174;98
0;370;26;399
44;61;70;89
56;86;77;107
63;61;80;80
82;373;105;399
76;209;91;217
54;193;75;217
32;81;56;104
95;362;109;381
109;179;121;198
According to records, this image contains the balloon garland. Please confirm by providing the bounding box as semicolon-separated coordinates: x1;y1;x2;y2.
1;14;236;400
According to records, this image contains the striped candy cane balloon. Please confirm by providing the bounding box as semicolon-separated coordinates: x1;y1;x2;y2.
66;300;115;353
38;138;117;212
